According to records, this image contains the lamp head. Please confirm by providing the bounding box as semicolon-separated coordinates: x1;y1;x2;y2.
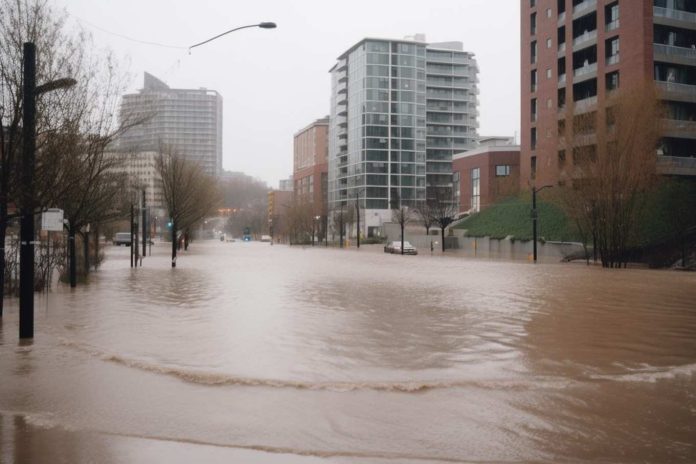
258;22;277;29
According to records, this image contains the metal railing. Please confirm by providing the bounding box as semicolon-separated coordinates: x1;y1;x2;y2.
605;19;620;32
657;81;696;100
573;0;597;15
663;119;696;134
653;6;696;23
656;155;696;176
573;62;597;77
573;29;597;48
606;54;620;66
653;43;696;60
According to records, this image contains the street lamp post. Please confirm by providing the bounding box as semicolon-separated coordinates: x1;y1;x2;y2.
189;22;277;51
531;184;553;263
19;42;76;339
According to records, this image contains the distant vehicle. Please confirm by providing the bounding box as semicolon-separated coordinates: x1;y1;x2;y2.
384;241;417;255
220;234;225;242
242;227;252;242
260;235;272;242
113;232;131;246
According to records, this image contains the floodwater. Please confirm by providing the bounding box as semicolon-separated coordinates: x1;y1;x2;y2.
1;241;695;463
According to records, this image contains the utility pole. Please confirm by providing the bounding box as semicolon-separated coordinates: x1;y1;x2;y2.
142;190;147;260
130;203;134;268
19;43;36;339
532;185;553;263
355;190;361;249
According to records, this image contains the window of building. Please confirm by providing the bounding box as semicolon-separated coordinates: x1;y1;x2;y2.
547;38;552;48
530;0;536;7
547;98;553;108
531;40;537;64
531;127;537;150
606;37;620;65
547;8;552;18
547;68;552;79
496;165;511;176
531;98;537;122
531;69;538;92
606;71;620;91
471;168;480;212
531;156;537;179
558;150;566;167
531;12;537;35
605;2;619;30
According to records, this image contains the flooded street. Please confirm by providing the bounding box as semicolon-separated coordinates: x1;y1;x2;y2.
1;241;695;463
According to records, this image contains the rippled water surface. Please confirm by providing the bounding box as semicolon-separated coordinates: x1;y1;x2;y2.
1;241;695;463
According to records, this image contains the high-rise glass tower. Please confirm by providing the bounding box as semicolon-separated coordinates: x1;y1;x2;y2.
117;72;223;177
328;36;478;237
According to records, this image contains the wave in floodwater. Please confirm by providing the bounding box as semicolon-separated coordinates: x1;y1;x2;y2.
589;363;696;383
60;339;696;393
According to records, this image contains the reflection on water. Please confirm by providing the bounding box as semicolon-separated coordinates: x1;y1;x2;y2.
0;242;695;463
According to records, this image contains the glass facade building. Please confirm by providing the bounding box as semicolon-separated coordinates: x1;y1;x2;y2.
329;37;478;235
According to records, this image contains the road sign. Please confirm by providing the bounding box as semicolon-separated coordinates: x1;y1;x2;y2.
41;208;64;231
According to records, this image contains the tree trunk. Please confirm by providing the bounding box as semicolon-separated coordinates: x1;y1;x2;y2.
441;226;446;253
69;226;77;288
94;226;99;270
184;232;189;251
401;222;405;255
83;231;89;276
171;218;177;268
0;211;6;318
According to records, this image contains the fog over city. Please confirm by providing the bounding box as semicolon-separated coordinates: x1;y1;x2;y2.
56;0;521;186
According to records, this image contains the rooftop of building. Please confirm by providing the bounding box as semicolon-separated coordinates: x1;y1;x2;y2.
129;72;221;97
294;116;330;137
453;136;519;160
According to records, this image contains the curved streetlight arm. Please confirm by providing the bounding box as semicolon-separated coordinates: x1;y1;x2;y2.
189;22;277;51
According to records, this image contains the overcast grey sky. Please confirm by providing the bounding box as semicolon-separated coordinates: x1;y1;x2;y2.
56;0;521;187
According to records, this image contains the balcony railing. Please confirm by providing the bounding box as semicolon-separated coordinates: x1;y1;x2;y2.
574;95;597;112
606;54;620;66
653;6;696;24
656;156;696;176
573;0;597;15
657;81;696;101
558;73;566;86
663;119;696;137
605;19;620;32
558;11;566;23
573;62;597;77
558;42;566;54
573;29;597;48
653;43;696;60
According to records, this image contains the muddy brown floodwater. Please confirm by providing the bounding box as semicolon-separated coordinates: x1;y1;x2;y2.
1;241;695;463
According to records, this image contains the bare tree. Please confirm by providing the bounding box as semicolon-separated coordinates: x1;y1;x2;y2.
414;200;435;236
558;83;664;268
428;186;458;253
0;0;146;298
390;191;411;255
157;147;220;267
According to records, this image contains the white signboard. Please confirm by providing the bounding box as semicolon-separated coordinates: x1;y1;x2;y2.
41;208;64;232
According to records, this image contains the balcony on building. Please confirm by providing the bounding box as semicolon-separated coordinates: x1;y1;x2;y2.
573;29;597;51
655;61;696;103
572;0;597;19
653;1;696;29
572;45;597;83
657;155;696;176
653;24;696;65
663;119;696;139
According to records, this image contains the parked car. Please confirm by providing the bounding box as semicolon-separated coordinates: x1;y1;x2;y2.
384;241;417;255
260;235;272;242
113;232;131;246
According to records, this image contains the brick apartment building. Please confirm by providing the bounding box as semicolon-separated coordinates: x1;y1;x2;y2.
521;0;696;188
453;137;520;213
293;117;329;215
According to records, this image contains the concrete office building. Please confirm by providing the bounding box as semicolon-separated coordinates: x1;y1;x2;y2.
294;117;329;214
328;35;478;237
521;0;696;187
117;72;223;177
